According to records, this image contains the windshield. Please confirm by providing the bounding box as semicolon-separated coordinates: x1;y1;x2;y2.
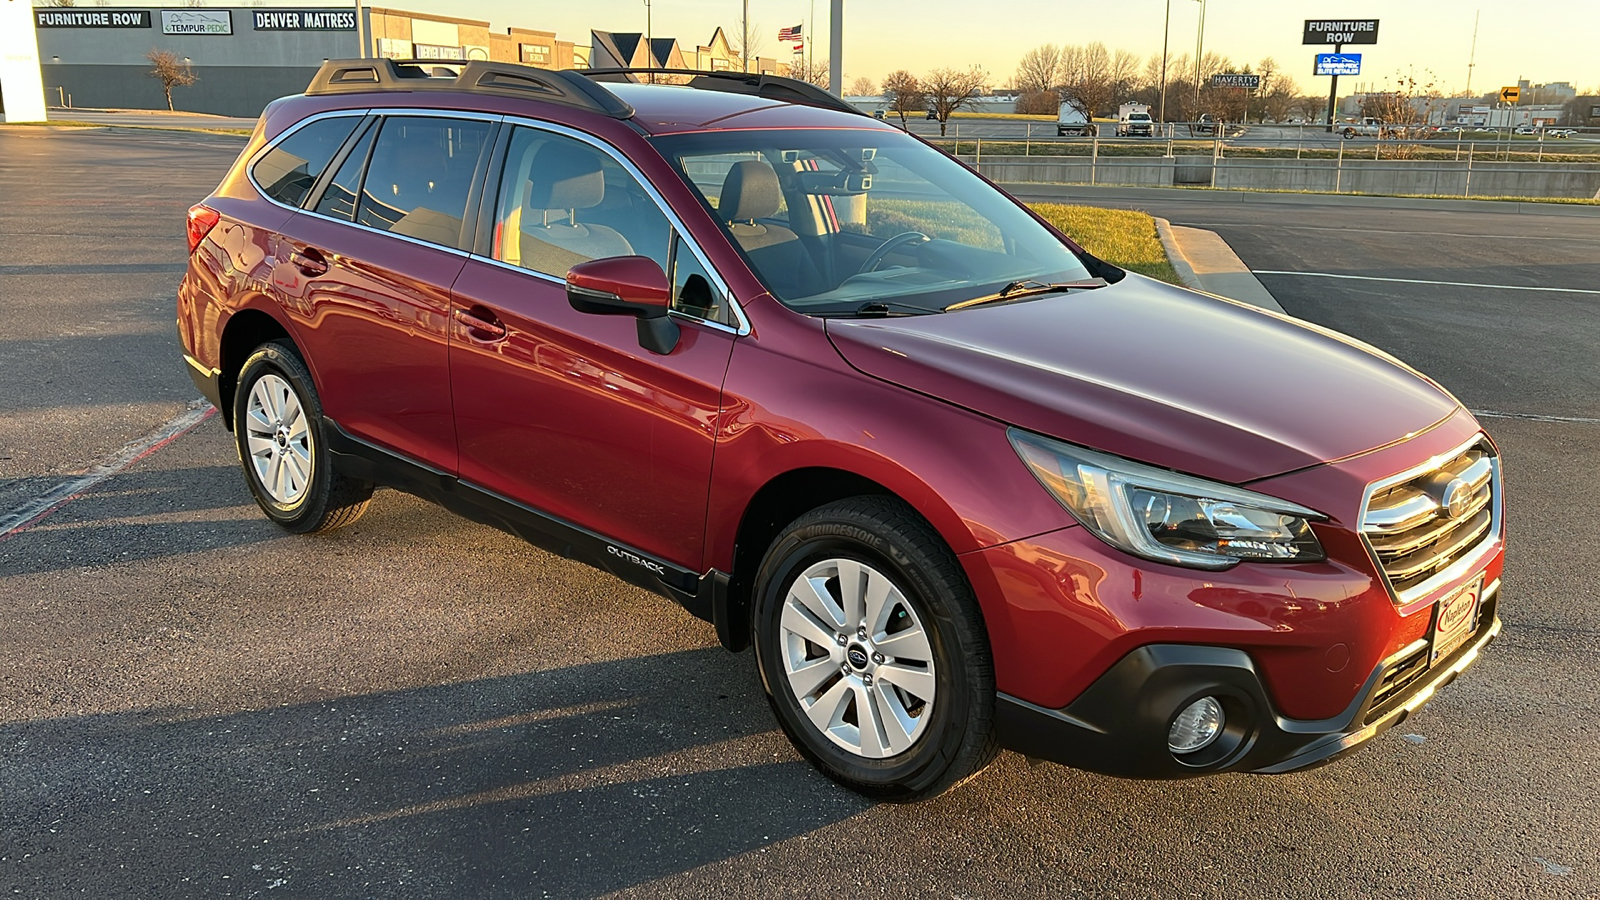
650;128;1099;315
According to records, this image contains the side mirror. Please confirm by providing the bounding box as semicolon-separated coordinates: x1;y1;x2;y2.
566;256;679;355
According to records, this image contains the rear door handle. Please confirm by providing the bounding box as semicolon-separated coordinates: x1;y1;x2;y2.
453;306;508;341
288;246;328;276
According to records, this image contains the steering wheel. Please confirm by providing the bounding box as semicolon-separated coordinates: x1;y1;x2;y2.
856;232;930;275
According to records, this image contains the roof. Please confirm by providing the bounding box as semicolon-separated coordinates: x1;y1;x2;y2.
610;83;895;135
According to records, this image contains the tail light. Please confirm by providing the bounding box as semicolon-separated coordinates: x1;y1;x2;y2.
186;204;220;254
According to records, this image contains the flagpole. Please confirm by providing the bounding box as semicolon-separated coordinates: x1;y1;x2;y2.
808;0;814;75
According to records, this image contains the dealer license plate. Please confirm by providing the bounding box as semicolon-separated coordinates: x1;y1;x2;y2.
1430;575;1483;665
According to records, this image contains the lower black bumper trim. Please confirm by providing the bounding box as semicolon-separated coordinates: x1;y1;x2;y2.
996;605;1501;779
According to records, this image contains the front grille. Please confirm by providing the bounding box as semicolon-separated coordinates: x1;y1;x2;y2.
1360;438;1499;603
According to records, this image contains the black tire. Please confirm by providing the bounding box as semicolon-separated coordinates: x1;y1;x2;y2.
232;341;372;534
751;496;998;801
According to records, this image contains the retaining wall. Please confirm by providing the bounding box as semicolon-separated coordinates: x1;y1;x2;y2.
961;154;1600;199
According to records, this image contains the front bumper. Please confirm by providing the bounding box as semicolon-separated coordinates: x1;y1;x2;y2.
995;582;1501;779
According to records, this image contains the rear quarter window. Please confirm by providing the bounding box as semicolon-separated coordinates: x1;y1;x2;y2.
251;115;362;207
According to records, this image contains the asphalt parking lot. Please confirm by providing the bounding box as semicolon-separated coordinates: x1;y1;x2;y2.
2;127;1598;899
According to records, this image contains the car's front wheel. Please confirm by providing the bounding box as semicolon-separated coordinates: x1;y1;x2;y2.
232;341;372;533
751;496;998;801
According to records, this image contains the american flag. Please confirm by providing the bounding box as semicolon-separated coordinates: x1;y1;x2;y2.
777;24;802;41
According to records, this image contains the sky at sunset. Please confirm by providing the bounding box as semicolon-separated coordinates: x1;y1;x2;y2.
393;0;1596;96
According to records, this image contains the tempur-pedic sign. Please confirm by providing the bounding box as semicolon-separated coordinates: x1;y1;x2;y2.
162;10;233;35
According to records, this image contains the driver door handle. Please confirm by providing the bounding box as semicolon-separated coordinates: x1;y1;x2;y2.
453;306;508;341
288;246;328;276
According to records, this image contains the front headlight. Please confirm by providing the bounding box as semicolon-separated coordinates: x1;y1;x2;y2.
1009;429;1326;570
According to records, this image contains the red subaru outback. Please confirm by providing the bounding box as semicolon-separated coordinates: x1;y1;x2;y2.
178;60;1503;800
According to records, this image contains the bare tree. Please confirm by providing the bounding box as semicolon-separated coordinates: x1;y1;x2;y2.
47;0;78;7
849;76;876;97
924;66;989;136
726;21;765;67
788;56;829;89
1014;44;1061;94
1015;92;1059;115
1109;49;1141;102
145;49;197;112
881;70;925;129
1058;42;1114;117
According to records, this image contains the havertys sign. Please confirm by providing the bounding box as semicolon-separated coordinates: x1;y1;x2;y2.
1303;19;1379;45
1211;74;1261;89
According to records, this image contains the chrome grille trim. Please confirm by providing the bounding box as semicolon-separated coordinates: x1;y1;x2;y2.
1358;434;1501;605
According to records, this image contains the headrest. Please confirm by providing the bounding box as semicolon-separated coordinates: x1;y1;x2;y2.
718;160;781;222
526;143;605;210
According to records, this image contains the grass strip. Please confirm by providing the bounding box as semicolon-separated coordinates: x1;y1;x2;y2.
1027;203;1182;284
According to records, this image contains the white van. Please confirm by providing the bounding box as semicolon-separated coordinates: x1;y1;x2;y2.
1056;101;1095;137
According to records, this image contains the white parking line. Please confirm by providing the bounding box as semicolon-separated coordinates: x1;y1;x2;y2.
0;401;216;541
1471;409;1600;425
1251;270;1600;295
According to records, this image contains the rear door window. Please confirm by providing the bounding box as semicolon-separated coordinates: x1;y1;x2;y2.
354;116;494;248
313;120;376;222
252;115;362;208
491;126;671;278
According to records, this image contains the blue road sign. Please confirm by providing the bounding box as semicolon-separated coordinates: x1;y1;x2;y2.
1315;53;1362;76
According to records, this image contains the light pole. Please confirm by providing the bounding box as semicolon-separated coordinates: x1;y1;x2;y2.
1191;0;1207;117
1159;0;1171;126
829;0;842;97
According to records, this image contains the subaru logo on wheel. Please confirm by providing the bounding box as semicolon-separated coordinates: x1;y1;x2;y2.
847;646;870;669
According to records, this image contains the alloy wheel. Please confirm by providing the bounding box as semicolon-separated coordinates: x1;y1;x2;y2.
243;372;312;505
778;558;937;758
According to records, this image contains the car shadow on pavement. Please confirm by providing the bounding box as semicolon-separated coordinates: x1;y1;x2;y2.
0;465;283;576
0;649;868;899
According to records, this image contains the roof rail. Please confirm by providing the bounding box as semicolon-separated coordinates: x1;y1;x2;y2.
579;68;867;118
305;58;634;119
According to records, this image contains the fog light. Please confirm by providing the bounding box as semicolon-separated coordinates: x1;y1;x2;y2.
1168;696;1224;754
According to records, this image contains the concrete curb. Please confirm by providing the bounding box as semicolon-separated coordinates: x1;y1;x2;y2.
1004;182;1600;218
1154;217;1286;314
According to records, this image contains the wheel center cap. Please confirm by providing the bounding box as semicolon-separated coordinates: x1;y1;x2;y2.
275;426;289;449
846;644;870;670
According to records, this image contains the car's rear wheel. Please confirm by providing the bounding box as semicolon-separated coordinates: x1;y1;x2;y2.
233;341;372;533
751;496;997;801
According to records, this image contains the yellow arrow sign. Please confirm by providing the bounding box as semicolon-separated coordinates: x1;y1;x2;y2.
1499;86;1521;103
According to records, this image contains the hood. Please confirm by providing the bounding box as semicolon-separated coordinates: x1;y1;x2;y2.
825;275;1459;484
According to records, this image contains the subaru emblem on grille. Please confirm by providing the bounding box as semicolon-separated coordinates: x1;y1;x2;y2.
1439;477;1472;519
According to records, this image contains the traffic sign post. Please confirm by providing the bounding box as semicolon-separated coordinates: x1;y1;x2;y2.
1305;19;1379;133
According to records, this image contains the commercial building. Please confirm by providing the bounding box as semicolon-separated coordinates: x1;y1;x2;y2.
32;6;590;117
589;28;784;77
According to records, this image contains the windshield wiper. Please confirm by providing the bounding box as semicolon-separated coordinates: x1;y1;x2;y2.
837;300;936;318
942;278;1106;312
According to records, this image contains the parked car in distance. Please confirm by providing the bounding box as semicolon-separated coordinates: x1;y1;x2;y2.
1117;102;1154;136
1194;113;1218;136
1056;100;1095;137
1341;117;1392;139
178;58;1506;802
